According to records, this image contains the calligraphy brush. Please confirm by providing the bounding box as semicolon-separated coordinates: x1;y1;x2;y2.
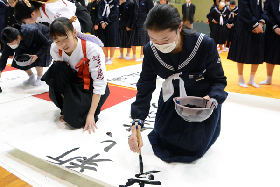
136;123;143;174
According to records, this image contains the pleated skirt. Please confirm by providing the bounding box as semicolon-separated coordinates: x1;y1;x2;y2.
265;26;280;65
98;20;120;47
119;28;132;48
130;26;150;47
210;23;228;45
228;20;265;64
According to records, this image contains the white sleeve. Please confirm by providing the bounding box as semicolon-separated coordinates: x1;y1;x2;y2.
87;42;107;95
41;0;82;32
50;43;63;61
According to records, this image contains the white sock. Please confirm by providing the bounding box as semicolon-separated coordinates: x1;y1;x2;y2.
248;74;260;88
105;57;109;62
106;58;112;65
259;76;272;85
126;53;130;57
33;76;42;86
118;53;123;59
238;75;248;88
23;74;35;85
133;54;137;59
135;55;144;62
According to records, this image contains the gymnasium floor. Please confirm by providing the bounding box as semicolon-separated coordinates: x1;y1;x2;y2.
0;48;279;187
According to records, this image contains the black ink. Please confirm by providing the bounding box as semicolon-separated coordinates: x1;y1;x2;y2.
101;140;117;152
106;132;112;137
46;147;82;165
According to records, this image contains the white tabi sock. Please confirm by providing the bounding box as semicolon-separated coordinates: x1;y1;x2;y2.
23;74;35;85
33;76;42;86
259;76;272;85
238;75;248;88
135;55;144;62
133;54;137;59
248;74;260;88
105;57;109;63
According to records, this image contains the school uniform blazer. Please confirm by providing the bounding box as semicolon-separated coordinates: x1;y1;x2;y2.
119;0;134;29
131;30;228;120
266;0;280;29
182;3;196;23
238;0;268;29
87;1;99;25
98;0;119;25
4;6;18;27
132;0;154;28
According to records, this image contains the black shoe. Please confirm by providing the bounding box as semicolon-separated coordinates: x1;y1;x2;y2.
0;86;2;93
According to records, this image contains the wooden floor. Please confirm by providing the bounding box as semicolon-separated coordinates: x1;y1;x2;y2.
0;167;32;187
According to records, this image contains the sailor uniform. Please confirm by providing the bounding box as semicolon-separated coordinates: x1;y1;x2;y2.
225;6;238;45
0;23;52;72
87;0;99;36
264;0;280;65
207;6;229;45
98;0;120;47
130;0;154;46
42;39;110;128
131;30;228;163
228;0;268;64
208;4;218;33
119;0;134;48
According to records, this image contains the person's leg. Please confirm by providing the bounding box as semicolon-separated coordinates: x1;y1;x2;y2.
135;46;144;62
106;47;115;65
248;64;260;88
237;63;248;87
118;48;124;59
34;66;43;86
218;44;223;54
23;69;35;84
102;47;109;63
132;46;137;60
223;41;228;52
259;63;275;85
124;48;133;60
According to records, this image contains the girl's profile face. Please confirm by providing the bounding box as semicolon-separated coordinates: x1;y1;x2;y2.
22;11;38;24
7;35;20;46
53;30;78;55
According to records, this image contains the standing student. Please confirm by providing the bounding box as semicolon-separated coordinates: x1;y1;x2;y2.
182;0;196;29
118;0;133;60
87;0;99;36
128;5;227;163
4;0;18;27
14;0;93;34
130;0;154;61
224;0;238;52
0;23;52;90
207;1;228;54
227;0;267;88
208;0;219;34
42;17;109;133
98;0;120;65
259;0;280;85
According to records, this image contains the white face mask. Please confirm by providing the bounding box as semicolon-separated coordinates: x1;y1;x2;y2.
9;40;20;49
153;32;178;53
225;2;230;6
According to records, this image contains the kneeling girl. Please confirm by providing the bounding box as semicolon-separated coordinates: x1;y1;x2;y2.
42;17;109;134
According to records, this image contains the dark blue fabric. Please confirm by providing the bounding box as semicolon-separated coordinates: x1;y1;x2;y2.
131;31;228;163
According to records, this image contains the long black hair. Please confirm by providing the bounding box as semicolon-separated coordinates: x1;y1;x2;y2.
49;17;74;40
1;23;22;43
143;4;195;35
14;0;42;22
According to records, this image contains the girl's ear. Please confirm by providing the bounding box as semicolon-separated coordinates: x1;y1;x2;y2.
73;29;77;37
178;22;183;32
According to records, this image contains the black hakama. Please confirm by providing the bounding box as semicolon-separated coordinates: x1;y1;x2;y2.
11;23;52;71
119;0;134;48
207;7;228;45
98;0;120;47
264;1;280;65
42;61;110;128
131;30;228;163
228;0;267;64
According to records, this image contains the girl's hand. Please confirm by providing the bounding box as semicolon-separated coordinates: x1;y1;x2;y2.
253;23;264;34
83;114;98;134
29;55;38;65
274;28;280;36
128;126;143;153
101;23;106;29
212;20;218;24
226;24;231;29
94;25;98;30
126;27;131;31
203;95;210;100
